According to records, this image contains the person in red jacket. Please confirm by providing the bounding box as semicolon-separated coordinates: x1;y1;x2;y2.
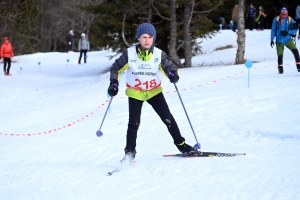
0;37;14;75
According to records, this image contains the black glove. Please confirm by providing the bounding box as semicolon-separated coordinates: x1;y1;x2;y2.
270;41;274;48
168;70;179;83
280;30;288;36
107;79;119;97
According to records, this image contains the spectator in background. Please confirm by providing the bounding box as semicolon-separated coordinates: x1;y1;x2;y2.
219;17;227;29
66;30;74;52
270;6;300;74
227;20;233;30
0;37;14;76
232;4;239;32
246;3;256;31
296;5;300;40
255;6;267;30
78;33;90;64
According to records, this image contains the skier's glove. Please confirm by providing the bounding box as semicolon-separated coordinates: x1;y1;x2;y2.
168;70;179;83
280;30;288;36
107;79;119;97
270;41;274;48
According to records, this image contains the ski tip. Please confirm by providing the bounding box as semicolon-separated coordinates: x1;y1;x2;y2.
107;172;113;176
162;154;177;157
107;169;119;176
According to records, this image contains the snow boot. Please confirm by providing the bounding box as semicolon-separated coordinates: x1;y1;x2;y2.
120;147;136;164
278;66;284;74
175;141;199;155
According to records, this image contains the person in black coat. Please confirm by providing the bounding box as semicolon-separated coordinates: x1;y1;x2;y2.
66;30;74;52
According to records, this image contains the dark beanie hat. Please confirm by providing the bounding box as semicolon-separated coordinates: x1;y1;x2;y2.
136;23;156;40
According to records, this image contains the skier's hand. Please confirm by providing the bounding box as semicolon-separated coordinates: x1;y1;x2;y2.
270;41;274;48
107;79;119;97
280;30;288;36
168;70;179;83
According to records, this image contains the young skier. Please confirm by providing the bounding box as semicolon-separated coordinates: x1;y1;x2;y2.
0;37;14;76
107;23;198;163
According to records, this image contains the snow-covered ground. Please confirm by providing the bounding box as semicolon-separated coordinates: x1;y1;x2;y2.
1;30;299;200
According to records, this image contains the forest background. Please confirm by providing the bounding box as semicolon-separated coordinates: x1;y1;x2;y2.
0;0;298;61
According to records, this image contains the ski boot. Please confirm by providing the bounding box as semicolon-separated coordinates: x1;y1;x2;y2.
297;63;300;72
278;66;284;74
175;141;199;155
120;147;136;165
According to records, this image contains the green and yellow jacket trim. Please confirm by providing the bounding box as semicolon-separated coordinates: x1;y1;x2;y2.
109;44;177;101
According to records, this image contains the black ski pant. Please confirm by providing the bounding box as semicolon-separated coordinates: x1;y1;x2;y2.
78;49;87;63
125;92;185;150
258;17;265;29
3;58;11;73
68;42;73;51
248;17;255;30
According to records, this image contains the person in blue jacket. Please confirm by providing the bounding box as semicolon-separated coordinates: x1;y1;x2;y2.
295;5;300;39
246;3;256;30
270;6;300;74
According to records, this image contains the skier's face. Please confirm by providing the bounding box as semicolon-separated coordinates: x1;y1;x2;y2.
138;34;154;51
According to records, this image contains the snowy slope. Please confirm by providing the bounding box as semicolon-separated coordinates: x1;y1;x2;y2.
0;30;300;200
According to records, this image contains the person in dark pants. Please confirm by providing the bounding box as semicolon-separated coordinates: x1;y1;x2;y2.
0;37;14;76
255;6;267;30
66;30;74;52
78;33;90;64
296;5;300;39
107;23;198;164
270;6;300;74
247;3;256;30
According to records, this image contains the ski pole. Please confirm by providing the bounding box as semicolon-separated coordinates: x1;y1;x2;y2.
173;83;201;149
96;97;113;137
